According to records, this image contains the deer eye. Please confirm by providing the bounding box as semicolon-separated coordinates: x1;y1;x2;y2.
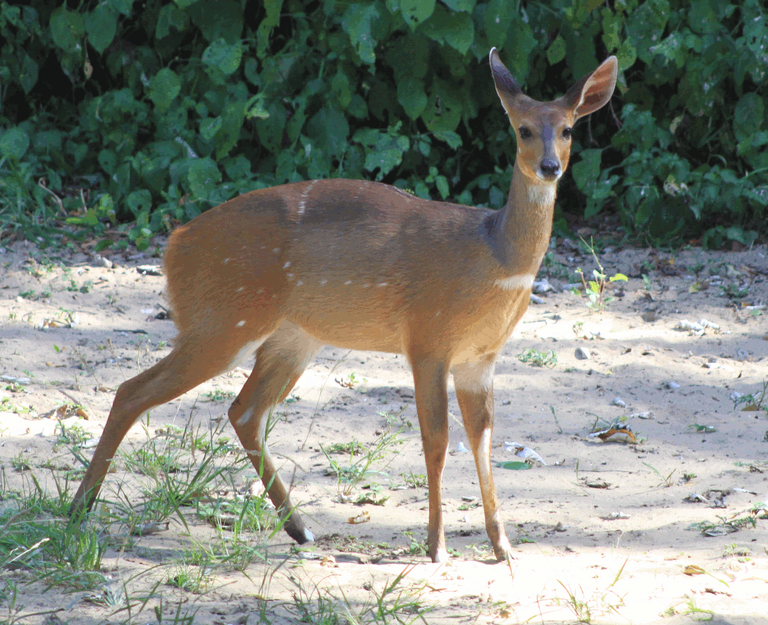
518;126;533;140
562;127;572;139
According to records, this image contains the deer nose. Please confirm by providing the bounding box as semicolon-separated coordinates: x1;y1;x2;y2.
539;158;561;179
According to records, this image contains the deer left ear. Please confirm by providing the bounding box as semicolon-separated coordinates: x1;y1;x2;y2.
562;56;618;121
489;47;522;101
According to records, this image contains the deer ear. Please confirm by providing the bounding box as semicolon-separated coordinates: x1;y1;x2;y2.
489;48;522;101
563;56;618;121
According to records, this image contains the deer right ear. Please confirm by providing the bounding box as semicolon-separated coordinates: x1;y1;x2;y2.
563;56;618;121
489;48;522;101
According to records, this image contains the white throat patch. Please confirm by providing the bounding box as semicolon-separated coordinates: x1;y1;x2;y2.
527;184;556;207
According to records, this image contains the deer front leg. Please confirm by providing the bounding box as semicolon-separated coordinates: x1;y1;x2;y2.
452;356;512;561
411;358;451;563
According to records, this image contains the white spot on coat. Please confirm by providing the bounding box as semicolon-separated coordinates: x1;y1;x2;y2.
297;180;317;220
283;261;291;269
236;320;246;327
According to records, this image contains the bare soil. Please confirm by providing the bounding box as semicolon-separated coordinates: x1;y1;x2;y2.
1;237;767;624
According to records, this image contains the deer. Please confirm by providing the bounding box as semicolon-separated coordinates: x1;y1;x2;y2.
71;48;617;563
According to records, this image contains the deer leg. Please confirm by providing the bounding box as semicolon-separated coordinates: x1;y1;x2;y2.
227;322;322;545
411;357;451;563
71;332;271;517
452;356;512;561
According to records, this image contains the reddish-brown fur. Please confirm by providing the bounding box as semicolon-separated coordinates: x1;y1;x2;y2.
71;49;617;563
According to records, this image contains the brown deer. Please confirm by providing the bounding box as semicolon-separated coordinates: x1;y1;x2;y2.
71;48;617;563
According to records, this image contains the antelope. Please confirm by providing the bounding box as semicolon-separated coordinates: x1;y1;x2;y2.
71;49;617;563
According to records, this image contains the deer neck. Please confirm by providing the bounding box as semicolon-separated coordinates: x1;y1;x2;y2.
491;161;557;277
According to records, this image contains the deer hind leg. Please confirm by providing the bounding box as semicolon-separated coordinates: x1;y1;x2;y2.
410;357;451;563
71;329;276;517
227;321;322;545
452;356;512;561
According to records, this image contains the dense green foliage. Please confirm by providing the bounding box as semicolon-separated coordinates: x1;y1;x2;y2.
0;0;766;249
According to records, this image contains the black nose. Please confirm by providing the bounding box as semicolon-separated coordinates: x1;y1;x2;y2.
540;158;561;178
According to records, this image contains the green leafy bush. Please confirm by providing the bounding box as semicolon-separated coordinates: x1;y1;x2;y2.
0;0;765;249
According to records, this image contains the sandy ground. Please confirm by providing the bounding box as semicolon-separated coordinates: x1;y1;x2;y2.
0;237;766;624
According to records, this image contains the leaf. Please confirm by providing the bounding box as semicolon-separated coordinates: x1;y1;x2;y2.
483;0;515;47
33;130;63;152
244;58;260;87
496;461;531;471
188;157;222;200
400;0;435;29
342;3;380;64
433;130;462;149
435;175;449;198
245;94;270;120
363;147;401;179
332;70;353;109
724;226;758;247
0;127;30;160
224;154;252;180
126;190;152;217
440;0;475;11
616;39;637;70
188;0;242;44
255;101;286;152
257;0;283;58
109;0;134;16
19;51;38;94
626;0;670;64
354;128;410;179
202;38;242;75
569;29;598;80
98;149;117;174
547;35;566;65
200;117;222;142
688;0;720;35
601;9;621;51
85;4;117;54
421;6;474;55
147;68;181;113
503;19;537;83
421;78;462;132
733;93;765;143
173;0;199;9
49;5;84;52
652;32;688;69
572;148;603;194
156;3;189;39
397;76;427;120
306;107;350;158
215;101;245;159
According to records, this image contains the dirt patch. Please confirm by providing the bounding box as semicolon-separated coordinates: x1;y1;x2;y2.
1;238;767;624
